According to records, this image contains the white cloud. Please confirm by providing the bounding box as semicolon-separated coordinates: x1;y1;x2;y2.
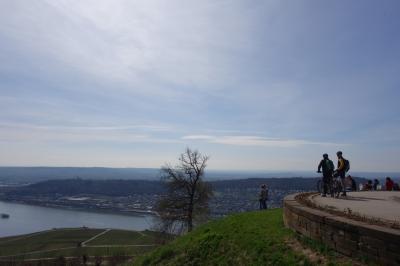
182;135;343;147
0;0;262;97
0;122;177;143
182;135;216;140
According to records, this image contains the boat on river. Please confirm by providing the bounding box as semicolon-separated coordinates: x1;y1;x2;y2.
1;213;10;219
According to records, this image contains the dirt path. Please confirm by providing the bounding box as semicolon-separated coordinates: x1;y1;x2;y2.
86;244;156;248
81;228;111;246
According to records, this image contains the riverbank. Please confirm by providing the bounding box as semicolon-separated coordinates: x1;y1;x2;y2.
0;199;158;217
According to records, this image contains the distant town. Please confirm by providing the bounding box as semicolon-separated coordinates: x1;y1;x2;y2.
0;186;302;217
0;177;367;217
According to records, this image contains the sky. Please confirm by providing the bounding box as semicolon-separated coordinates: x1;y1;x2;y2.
0;0;399;171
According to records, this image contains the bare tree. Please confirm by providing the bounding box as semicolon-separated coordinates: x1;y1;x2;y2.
155;148;213;233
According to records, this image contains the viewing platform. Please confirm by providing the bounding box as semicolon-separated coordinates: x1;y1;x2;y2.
284;191;400;266
311;191;400;222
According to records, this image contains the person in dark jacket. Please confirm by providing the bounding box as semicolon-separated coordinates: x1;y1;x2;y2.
373;179;380;190
364;180;373;191
259;184;268;210
351;176;357;191
317;153;334;197
346;175;357;191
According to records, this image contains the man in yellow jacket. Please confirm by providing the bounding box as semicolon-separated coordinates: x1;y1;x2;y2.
335;151;348;197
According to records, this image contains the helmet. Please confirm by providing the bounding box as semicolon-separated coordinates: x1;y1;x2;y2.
323;153;328;158
336;151;343;156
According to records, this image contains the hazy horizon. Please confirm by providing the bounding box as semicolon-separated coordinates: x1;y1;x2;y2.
1;166;399;179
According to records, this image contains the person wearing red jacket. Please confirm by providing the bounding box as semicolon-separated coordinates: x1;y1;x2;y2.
386;177;394;191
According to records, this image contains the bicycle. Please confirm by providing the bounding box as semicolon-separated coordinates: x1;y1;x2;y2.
316;172;333;196
317;171;344;198
316;176;323;194
331;176;342;198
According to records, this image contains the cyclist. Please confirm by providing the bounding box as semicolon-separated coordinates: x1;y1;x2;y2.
317;153;334;197
334;151;349;197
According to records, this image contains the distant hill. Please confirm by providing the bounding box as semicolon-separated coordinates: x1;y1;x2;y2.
0;167;161;184
2;178;165;196
0;167;317;184
0;166;392;185
0;177;368;197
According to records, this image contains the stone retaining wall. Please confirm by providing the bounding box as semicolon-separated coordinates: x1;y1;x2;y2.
283;193;400;266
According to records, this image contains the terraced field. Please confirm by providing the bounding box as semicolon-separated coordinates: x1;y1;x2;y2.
0;228;163;265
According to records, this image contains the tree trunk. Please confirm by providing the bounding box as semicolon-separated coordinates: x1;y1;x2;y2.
188;193;194;232
188;213;193;232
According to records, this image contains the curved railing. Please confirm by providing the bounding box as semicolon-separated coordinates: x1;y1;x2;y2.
283;193;400;265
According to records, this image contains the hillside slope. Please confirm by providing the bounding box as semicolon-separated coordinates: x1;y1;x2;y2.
134;209;310;266
134;208;364;266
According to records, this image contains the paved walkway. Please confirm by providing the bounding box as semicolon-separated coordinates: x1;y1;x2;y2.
311;191;400;222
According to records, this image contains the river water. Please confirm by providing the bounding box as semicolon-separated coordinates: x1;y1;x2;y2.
0;201;155;237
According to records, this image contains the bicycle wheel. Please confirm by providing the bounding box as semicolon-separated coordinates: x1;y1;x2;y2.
332;178;342;197
317;179;322;193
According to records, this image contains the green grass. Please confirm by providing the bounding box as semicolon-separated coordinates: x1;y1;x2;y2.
0;228;162;261
0;228;103;256
134;209;366;266
88;229;147;245
134;209;312;266
0;234;26;244
11;246;155;260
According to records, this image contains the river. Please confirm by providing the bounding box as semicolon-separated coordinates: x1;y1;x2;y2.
0;201;155;238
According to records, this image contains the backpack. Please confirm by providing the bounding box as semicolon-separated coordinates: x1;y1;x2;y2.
326;159;334;172
344;159;350;172
260;189;268;200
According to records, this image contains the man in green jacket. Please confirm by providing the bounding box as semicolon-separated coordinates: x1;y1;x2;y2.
317;153;334;197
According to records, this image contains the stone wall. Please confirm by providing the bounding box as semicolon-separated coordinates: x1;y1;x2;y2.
283;193;400;266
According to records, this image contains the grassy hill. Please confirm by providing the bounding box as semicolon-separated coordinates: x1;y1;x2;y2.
134;209;359;266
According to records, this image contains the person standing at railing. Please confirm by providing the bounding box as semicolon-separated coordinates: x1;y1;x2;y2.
259;184;268;210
